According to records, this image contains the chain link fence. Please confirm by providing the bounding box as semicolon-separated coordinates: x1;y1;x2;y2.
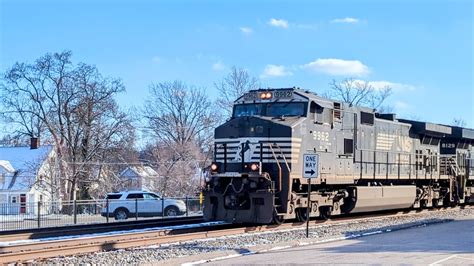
0;197;202;232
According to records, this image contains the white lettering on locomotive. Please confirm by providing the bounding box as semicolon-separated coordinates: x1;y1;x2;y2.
312;131;329;142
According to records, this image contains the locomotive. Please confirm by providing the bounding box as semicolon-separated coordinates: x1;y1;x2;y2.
203;88;474;224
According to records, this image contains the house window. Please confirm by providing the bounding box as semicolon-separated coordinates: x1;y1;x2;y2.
11;196;17;203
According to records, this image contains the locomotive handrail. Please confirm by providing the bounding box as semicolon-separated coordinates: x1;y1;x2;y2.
268;143;283;192
355;148;440;180
356;148;413;155
213;143;229;171
273;143;291;173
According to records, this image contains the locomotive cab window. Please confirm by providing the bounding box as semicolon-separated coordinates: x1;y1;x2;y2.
310;101;331;124
233;104;264;117
310;102;323;123
233;102;307;118
360;111;374;125
266;102;306;117
344;138;354;154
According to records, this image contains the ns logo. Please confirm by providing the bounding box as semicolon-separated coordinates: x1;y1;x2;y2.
232;139;258;162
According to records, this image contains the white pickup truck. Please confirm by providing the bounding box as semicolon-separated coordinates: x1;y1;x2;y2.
101;190;187;220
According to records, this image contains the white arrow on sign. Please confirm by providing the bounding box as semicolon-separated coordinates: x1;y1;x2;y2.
303;154;319;178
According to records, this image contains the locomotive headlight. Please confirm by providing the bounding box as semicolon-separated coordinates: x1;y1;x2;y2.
259;92;273;99
210;163;218;172
250;163;259;171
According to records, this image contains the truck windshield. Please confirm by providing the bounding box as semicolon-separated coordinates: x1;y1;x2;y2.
233;102;306;117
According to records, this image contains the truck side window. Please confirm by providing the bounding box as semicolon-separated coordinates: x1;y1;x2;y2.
126;193;144;199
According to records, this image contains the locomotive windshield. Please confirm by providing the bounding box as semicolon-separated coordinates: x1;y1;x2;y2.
233;104;264;117
233;102;306;118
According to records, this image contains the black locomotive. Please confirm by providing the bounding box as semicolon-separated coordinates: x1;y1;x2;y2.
203;88;474;224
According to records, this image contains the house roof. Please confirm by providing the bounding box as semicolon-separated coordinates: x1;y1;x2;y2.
0;160;15;173
0;145;54;191
120;165;159;179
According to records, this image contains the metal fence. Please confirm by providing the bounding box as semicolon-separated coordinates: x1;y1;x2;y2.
0;197;202;232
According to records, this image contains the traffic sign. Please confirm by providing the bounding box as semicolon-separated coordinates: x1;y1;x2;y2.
303;154;319;178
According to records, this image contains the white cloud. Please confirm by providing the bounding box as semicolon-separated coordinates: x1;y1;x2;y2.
331;17;359;24
302;58;370;76
367;81;416;91
240;27;254;34
212;61;226;71
268;18;289;28
152;56;162;64
260;64;292;78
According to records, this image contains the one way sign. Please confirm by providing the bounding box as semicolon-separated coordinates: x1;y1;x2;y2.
303;154;319;178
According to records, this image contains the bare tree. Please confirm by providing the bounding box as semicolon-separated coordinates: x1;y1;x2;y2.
377;105;395;114
327;78;392;110
0;51;135;200
140;143;204;197
144;81;217;148
0;134;25;147
215;66;260;118
142;81;218;196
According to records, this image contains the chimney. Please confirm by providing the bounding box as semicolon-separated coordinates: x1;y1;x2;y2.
30;137;40;149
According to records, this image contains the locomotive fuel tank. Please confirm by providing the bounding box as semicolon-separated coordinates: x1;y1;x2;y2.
342;186;417;213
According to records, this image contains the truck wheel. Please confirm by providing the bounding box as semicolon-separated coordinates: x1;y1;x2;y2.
164;206;179;217
114;208;129;220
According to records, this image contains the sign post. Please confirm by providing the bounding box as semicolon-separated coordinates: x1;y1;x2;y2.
303;154;319;238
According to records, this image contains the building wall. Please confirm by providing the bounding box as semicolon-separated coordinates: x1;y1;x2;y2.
0;149;57;215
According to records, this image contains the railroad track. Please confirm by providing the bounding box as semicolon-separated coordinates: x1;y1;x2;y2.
0;206;469;264
0;216;203;242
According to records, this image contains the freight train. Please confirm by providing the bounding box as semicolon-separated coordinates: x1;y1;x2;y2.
202;88;474;224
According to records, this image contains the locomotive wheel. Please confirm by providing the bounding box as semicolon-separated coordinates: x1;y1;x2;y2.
272;209;284;225
319;206;332;220
296;208;310;222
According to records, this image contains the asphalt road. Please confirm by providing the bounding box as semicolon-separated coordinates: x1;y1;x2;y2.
205;218;474;265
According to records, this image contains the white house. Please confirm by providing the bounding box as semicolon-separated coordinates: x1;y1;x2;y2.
0;141;57;215
119;166;159;191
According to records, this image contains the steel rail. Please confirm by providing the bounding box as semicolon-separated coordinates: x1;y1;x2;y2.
0;206;470;264
0;216;203;242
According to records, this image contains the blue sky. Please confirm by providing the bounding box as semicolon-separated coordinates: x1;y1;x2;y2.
1;0;473;127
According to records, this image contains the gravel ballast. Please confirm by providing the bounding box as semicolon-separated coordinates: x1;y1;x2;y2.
46;208;474;265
